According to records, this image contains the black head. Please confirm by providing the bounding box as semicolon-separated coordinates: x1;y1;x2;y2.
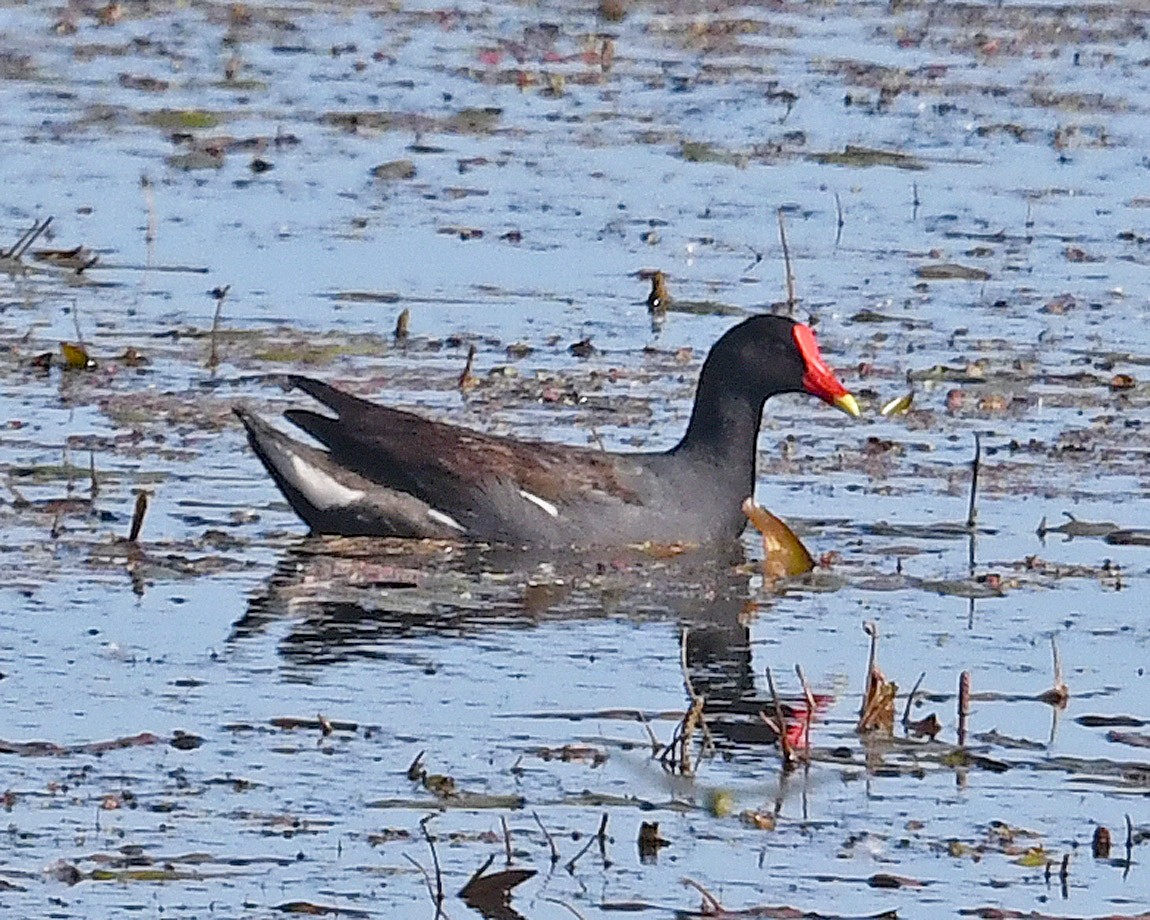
702;314;857;412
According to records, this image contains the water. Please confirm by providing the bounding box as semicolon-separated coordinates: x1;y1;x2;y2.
1;0;1149;916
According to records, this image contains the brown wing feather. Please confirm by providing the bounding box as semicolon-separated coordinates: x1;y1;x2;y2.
285;381;642;519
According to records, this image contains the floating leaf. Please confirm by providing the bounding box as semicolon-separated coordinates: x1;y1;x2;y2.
880;391;914;416
742;498;815;578
707;789;736;818
60;341;95;370
1014;846;1049;868
868;872;924;888
915;263;991;281
143;108;220;130
808;145;925;170
371;159;416;181
739;810;776;831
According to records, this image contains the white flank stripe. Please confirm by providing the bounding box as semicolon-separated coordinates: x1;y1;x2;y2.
519;489;559;517
427;508;466;531
288;455;364;510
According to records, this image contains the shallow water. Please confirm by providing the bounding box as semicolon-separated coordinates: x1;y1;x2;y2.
2;0;1150;916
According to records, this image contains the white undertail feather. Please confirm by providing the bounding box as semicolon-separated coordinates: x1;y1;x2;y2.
427;508;466;532
518;489;559;517
287;455;365;509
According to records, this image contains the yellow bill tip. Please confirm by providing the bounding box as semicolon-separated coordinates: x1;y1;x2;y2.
834;392;861;418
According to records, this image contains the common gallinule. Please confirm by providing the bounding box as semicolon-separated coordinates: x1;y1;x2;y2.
235;314;859;546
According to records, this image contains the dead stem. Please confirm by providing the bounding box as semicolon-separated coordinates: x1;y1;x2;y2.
659;626;711;775
564;814;607;874
395;307;410;341
681;877;724;914
860;621;879;722
458;344;477;392
208;285;230;370
419;815;445;913
403;853;446;919
636;711;662;757
901;671;927;728
542;897;589;920
777;208;796;311
795;663;815;755
501;815;512;865
857;621;897;733
128;491;149;542
1038;635;1070;707
966;432;981;529
679;627;712;755
958;671;971;746
531;811;560;864
141;175;157;251
833;191;844;248
4;216;52;260
459;853;496;897
71;296;84;345
764;667;794;769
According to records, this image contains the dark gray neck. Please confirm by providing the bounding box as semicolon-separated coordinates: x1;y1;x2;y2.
673;383;765;498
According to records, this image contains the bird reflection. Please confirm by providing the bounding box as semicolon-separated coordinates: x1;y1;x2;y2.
234;536;812;750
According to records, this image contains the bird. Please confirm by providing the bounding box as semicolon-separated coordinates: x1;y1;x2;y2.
234;314;859;547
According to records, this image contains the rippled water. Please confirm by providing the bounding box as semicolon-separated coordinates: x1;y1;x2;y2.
2;0;1149;916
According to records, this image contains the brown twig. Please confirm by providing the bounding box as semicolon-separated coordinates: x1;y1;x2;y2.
764;667;794;769
403;853;439;913
957;671;971;746
681;877;724;914
795;663;815;757
660;627;710;775
71;296;84;346
1038;635;1070;707
4;216;52;260
88;451;99;501
458;343;477;392
564;815;606;874
542;898;590;920
501;815;513;866
966;433;981;529
596;813;609;865
459;853;496;898
680;627;713;762
419;815;444;914
128;491;149;542
636;711;662;758
859;620;879;723
532;811;560;865
901;671;927;728
141;176;157;250
777;208;796;311
207;284;230;370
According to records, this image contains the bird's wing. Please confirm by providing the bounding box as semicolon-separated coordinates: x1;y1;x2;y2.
285;377;644;531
